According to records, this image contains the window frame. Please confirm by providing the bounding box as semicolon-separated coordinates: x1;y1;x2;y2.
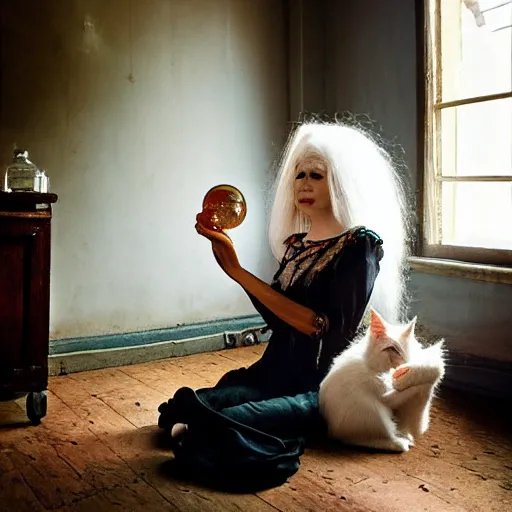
419;0;512;267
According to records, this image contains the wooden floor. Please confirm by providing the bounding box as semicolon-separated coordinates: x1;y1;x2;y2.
1;345;510;512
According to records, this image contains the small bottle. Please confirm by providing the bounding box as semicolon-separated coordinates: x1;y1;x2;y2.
34;170;50;193
3;149;49;192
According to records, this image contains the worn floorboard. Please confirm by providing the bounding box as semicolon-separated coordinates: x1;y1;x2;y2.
0;345;510;511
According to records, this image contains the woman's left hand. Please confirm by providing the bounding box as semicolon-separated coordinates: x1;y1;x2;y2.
195;213;241;278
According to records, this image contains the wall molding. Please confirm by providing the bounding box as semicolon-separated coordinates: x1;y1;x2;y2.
440;352;512;399
50;315;265;355
415;322;512;399
49;315;266;376
409;256;512;285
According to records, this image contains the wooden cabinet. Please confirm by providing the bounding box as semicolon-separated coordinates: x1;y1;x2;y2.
0;191;58;424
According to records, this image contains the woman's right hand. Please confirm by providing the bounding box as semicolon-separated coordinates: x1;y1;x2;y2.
195;213;241;278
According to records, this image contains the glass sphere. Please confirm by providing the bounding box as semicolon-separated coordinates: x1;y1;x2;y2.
202;184;247;230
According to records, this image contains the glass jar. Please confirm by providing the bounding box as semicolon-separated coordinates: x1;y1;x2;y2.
3;149;50;193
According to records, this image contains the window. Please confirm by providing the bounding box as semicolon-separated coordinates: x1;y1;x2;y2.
423;0;512;265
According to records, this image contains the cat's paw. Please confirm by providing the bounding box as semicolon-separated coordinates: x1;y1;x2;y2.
387;436;411;452
396;436;412;452
393;366;410;379
393;364;442;390
392;365;414;390
358;436;411;453
401;432;415;446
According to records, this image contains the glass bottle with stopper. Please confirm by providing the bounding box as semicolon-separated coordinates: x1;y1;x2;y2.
3;149;50;193
201;184;247;231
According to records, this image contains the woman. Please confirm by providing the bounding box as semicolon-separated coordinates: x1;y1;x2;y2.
157;120;410;491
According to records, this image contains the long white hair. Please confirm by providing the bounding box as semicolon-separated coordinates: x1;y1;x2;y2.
268;120;411;324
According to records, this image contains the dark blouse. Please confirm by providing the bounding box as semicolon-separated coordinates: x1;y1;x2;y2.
245;226;383;393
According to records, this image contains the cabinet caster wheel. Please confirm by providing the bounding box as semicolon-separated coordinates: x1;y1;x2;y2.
26;391;47;425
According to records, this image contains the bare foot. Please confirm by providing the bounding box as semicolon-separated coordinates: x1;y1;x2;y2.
171;422;188;438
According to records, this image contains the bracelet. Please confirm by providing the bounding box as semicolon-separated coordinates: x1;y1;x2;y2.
313;313;329;340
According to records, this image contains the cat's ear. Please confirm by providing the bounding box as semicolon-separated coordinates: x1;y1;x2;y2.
369;308;387;339
402;316;417;339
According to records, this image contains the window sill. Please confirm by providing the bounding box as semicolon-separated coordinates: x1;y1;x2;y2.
408;257;512;285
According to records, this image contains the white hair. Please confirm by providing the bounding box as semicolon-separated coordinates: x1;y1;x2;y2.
268;121;411;324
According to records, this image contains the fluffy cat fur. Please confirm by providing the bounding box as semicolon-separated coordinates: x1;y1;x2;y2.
319;309;445;452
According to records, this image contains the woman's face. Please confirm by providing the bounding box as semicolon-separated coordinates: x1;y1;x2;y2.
293;154;331;214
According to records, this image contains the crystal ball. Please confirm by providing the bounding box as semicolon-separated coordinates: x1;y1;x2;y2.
201;184;247;230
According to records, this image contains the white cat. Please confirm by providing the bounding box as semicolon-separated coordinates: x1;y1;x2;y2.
319;308;445;452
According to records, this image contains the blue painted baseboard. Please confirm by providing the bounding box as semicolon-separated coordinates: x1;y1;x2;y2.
442;352;512;399
49;314;265;355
